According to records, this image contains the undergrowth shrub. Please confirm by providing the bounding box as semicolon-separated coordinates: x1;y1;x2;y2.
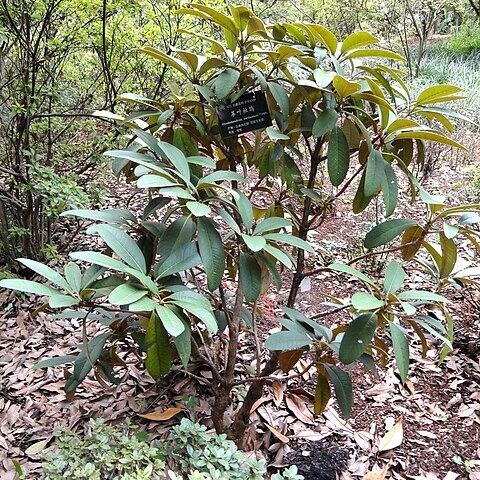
40;418;303;480
446;20;480;55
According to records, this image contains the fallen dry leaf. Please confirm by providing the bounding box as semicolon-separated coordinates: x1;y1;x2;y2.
271;381;284;407
137;407;184;421
25;438;50;456
285;393;314;425
378;417;403;452
443;472;460;480
362;463;389;480
264;423;289;443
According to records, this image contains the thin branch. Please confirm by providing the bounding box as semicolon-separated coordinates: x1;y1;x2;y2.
231;361;315;386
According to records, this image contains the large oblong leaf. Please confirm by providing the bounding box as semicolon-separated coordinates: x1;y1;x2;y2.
93;225;146;273
264;331;311;350
145;312;171;378
17;258;70;291
339;313;378;364
389;322;409;384
155;242;201;279
327;126;349;186
384;260;405;294
239;252;261;303
364;150;384;197
263;233;314;253
351;292;384;310
155;305;185;337
381;161;398;217
108;283;148;305
197;217;225;291
364;219;417;249
0;279;60;296
312;109;338;138
324;364;353;419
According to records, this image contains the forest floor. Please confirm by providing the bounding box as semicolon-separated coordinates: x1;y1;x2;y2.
0;129;479;480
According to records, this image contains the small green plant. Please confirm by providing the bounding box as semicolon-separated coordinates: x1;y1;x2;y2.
41;419;165;480
40;418;303;480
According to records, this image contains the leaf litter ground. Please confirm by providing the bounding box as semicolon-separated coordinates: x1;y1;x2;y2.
0;135;479;480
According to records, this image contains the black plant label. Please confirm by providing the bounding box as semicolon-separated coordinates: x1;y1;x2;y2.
216;91;272;137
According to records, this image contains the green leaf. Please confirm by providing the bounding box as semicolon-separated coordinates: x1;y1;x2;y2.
197;217;225;291
65;333;110;392
0;279;60;296
351;292;384;310
314;372;331;415
71;251;128;272
333;75;362;98
443;223;459;239
143;197;171;219
313;69;336;88
341;31;379;53
242;234;267;252
264;331;311;350
302;24;338;54
268;81;289;119
64;262;82;293
439;232;457;279
155;242;202;279
170;298;217;332
364;150;384;197
186;201;211;217
324;364;353;419
155;305;185;337
381;161;398;217
33;355;77;370
327;126;349;186
61;208;136;224
266;127;290;140
384;260;405;294
137;174;178;189
145;312;171;378
198;170;246;187
174;322;191;368
263;233;314;253
257;252;282;291
108;283;148;305
17;258;70;291
49;295;80;308
389;322;409;384
397;290;450;303
263;244;293;268
93;225;146;273
158;141;191;181
235;191;254;230
344;48;405;62
158;216;196;258
214;68;240;99
417;84;463;105
254;217;292;235
339;313;377;364
312;109;338;138
364;219;417;249
239;252;262;303
394;131;467;151
328;263;375;287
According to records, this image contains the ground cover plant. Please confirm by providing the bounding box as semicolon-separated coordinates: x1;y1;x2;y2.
37;417;302;480
1;3;480;478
